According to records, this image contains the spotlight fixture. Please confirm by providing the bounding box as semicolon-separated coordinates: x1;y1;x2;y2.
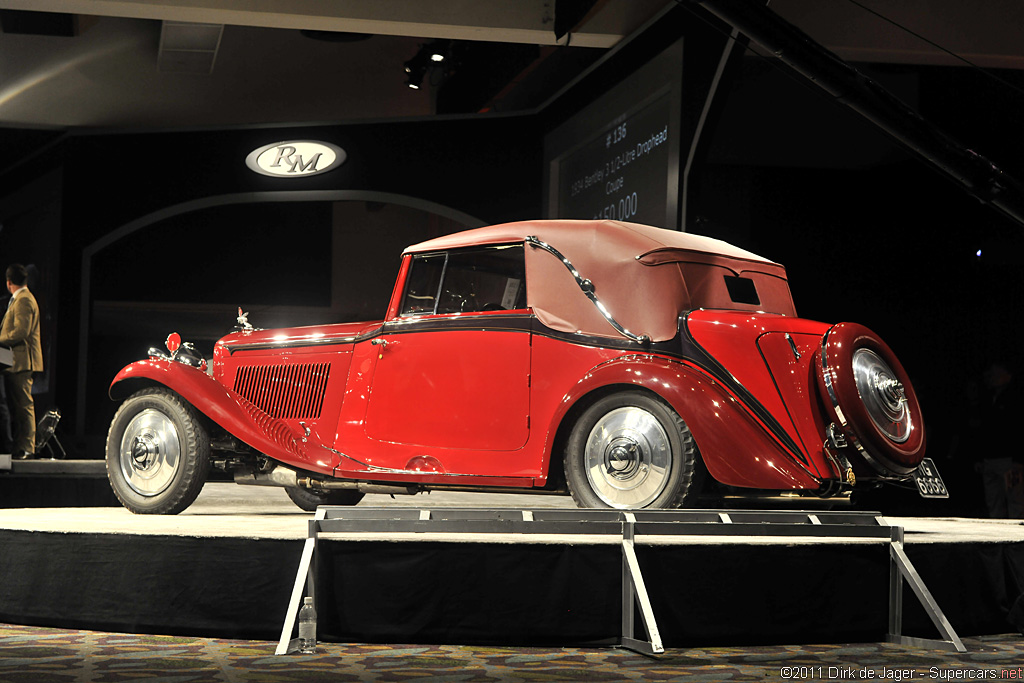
403;39;452;90
404;59;426;89
429;39;450;63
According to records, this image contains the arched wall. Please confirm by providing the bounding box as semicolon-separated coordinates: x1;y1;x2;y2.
76;189;485;435
54;113;542;441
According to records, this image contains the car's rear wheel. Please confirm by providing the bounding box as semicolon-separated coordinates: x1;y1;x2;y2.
106;387;209;514
564;391;703;509
285;487;364;511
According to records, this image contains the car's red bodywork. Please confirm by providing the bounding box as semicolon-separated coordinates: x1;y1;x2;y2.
108;219;928;511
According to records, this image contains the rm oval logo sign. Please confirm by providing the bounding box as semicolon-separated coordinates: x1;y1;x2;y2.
246;141;346;177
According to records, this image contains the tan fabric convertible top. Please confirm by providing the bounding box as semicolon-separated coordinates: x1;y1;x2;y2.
405;220;795;342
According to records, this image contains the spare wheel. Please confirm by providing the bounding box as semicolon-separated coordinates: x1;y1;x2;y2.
816;322;925;475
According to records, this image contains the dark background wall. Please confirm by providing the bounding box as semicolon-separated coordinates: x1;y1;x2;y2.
58;114;542;442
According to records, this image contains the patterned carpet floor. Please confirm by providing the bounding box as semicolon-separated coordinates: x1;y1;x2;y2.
1;624;1022;682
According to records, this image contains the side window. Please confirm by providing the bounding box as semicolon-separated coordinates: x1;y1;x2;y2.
400;244;527;316
400;253;446;315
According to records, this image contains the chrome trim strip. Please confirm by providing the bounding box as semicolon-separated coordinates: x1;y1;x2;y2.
224;330;377;354
526;235;649;345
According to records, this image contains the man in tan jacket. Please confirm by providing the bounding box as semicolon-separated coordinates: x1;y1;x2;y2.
0;264;42;458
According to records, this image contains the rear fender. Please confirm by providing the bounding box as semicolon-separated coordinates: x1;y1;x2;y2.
551;355;821;490
110;359;336;474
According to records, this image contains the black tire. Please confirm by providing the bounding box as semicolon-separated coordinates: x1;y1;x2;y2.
105;387;209;515
285;486;364;512
564;391;703;509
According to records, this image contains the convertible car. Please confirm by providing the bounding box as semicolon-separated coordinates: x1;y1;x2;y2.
106;219;943;514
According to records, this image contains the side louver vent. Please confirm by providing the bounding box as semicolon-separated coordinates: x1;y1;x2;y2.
233;362;330;420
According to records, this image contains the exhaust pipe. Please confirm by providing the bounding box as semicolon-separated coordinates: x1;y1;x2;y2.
233;465;300;488
233;466;418;496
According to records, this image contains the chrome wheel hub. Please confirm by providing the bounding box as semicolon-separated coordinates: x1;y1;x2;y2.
608;440;641;474
853;348;911;443
585;407;671;508
119;408;181;496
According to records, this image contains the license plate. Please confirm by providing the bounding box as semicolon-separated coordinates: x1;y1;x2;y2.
912;457;948;498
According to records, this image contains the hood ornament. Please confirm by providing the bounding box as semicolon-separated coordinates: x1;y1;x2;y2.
236;307;254;332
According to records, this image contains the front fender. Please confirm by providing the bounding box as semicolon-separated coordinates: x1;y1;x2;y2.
110;359;337;475
551;355;821;490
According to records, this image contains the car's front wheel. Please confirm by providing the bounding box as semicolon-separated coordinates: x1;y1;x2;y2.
564;391;703;509
285;487;364;511
106;387;209;515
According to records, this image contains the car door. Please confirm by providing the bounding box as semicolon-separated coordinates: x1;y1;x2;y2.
363;244;531;453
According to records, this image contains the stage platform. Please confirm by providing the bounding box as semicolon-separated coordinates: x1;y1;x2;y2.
0;483;1022;649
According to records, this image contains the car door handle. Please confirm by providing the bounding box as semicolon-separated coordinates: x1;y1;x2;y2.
371;338;394;357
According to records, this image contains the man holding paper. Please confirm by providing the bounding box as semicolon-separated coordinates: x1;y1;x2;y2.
0;264;42;459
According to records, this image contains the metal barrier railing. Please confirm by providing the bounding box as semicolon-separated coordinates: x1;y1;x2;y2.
276;508;964;655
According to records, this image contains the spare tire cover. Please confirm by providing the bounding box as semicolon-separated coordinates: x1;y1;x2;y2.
816;322;925;475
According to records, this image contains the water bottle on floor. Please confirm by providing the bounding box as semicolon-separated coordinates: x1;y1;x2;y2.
298;596;317;654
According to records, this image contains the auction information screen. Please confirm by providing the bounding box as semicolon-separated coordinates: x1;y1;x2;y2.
545;40;682;229
555;92;671;226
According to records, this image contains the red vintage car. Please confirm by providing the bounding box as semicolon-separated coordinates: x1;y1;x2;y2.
106;219;943;514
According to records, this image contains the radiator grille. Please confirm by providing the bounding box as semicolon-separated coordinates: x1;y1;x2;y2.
233;362;331;420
